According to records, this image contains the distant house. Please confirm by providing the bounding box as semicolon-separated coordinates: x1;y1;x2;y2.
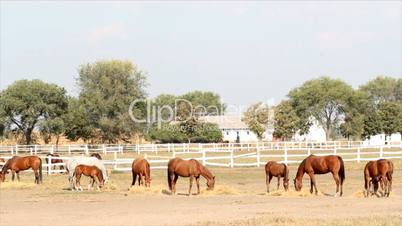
200;115;273;142
363;133;402;146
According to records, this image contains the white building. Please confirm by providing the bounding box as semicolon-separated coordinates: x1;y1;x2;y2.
363;133;402;146
201;115;272;142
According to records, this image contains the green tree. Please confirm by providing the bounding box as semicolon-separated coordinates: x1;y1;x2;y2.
242;102;270;140
0;80;68;144
359;76;400;106
273;100;299;141
378;102;401;139
63;97;95;142
288;77;354;140
340;91;367;140
77;60;147;143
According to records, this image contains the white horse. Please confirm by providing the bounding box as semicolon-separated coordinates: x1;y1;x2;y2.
66;156;109;190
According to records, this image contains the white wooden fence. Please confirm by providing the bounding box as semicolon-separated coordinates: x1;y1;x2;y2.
0;143;401;175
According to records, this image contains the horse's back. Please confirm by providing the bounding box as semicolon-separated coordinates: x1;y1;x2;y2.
168;158;198;177
132;158;150;173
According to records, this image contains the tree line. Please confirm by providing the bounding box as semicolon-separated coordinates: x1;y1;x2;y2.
0;59;400;144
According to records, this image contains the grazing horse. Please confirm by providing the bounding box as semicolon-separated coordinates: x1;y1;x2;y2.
294;155;345;196
265;161;289;193
364;159;393;197
45;153;65;172
167;158;215;195
90;153;102;160
131;158;151;187
0;156;43;184
66;156;108;190
74;165;104;191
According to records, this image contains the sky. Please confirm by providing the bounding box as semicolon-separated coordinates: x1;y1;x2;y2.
0;1;401;107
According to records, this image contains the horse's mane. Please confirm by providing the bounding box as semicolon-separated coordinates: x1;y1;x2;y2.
295;158;307;179
197;162;213;180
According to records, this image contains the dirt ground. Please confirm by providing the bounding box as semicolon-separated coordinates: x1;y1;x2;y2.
1;159;401;226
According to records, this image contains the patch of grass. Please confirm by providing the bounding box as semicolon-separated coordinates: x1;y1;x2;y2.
0;181;36;190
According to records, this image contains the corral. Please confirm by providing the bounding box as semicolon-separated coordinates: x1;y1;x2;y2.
0;142;401;226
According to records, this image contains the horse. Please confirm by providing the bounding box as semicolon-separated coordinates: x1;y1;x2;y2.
131;158;151;187
0;156;42;184
265;161;289;193
45;153;65;172
364;159;393;197
294;155;345;197
66;156;108;190
167;157;215;195
73;164;104;191
90;153;102;160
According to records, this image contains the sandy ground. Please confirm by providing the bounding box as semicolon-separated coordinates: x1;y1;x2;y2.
1;160;402;226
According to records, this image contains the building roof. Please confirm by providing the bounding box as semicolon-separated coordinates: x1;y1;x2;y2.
200;115;248;130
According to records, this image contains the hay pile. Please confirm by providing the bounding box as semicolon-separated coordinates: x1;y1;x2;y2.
201;185;239;196
267;188;324;197
128;184;167;195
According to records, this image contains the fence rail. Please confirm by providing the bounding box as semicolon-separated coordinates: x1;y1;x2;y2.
0;143;401;175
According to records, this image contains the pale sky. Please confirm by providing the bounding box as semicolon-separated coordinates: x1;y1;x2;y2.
1;1;401;106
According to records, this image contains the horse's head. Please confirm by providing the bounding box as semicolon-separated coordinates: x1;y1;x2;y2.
371;175;383;193
0;172;5;182
206;176;215;190
284;178;290;191
145;177;152;187
294;178;302;191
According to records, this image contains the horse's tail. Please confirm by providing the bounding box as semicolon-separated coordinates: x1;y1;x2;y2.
338;156;345;184
283;163;289;181
167;167;172;191
39;157;43;183
387;160;394;181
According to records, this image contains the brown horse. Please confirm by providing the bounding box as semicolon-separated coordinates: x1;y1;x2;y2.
131;158;151;187
90;153;102;160
45;153;65;172
294;155;345;196
265;161;289;193
167;158;215;195
0;156;43;184
74;164;104;191
364;159;393;197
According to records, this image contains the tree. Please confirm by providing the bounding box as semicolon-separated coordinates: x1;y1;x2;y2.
63;97;95;142
242;102;270;140
179;91;226;117
0;80;68;144
273;100;299;141
340;91;367;140
77;60;147;143
359;76;400;106
378;102;401;139
288;77;354;140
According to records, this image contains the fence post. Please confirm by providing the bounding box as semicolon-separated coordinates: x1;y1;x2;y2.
333;147;337;155
307;147;311;156
34;145;38;155
379;146;383;158
357;147;361;163
50;145;54;154
30;147;33;155
15;145;18;155
284;147;288;165
113;151;117;170
48;155;52;175
167;143;171;153
172;149;176;158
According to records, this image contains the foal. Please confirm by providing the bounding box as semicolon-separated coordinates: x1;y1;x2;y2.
265;161;289;193
74;165;104;191
364;159;393;197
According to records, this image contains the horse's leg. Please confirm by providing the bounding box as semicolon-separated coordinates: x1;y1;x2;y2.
277;176;280;190
188;176;194;196
138;174;142;186
265;174;270;193
308;172;318;195
76;174;82;191
17;172;21;182
173;174;179;195
140;174;145;187
196;176;200;195
332;172;340;197
11;171;15;181
310;178;314;194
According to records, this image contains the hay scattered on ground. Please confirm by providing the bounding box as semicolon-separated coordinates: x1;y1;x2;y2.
102;182;119;192
0;181;36;190
201;185;239;196
128;184;167;195
353;190;366;198
267;188;324;197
